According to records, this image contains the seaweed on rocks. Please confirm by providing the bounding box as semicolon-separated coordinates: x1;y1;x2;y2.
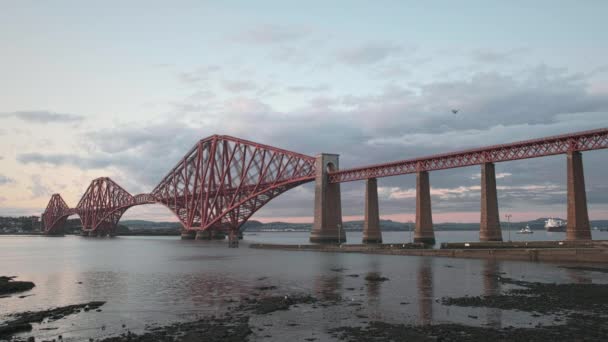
241;294;317;314
0;301;105;339
330;314;608;342
441;277;608;314
100;316;252;342
364;274;389;282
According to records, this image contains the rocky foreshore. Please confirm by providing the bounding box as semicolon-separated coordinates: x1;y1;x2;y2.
0;301;105;339
3;272;608;341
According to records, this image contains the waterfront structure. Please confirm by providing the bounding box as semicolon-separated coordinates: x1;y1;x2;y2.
41;128;608;244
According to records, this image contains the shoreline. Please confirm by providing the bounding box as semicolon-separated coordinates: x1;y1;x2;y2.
250;241;608;264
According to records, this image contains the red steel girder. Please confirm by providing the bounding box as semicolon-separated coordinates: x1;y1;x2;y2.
328;128;608;183
151;135;316;232
76;177;157;234
41;194;76;234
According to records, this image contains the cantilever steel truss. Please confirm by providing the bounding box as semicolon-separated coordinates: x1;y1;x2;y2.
328;128;608;183
41;135;316;235
41;128;608;235
150;135;316;231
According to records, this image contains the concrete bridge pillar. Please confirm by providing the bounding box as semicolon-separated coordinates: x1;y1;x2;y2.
567;151;591;240
480;162;503;241
181;230;196;240
195;230;211;240
415;171;436;244
310;154;345;243
363;178;382;244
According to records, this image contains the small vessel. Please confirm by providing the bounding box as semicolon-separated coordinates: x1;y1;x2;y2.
545;218;566;232
517;225;533;234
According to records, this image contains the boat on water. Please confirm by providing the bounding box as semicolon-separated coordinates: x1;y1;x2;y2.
517;225;534;234
545;218;566;232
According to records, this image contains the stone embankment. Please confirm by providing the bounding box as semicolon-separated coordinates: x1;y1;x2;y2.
250;240;608;263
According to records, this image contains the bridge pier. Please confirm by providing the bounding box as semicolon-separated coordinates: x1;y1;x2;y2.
415;171;435;244
567;151;591;240
195;230;211;240
228;230;239;248
363;178;382;244
480;162;503;241
310;154;345;244
181;230;196;240
194;229;227;240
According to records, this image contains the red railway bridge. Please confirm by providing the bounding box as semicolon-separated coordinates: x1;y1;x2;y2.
42;128;608;245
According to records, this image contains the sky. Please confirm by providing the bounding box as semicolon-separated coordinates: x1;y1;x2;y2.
1;0;608;224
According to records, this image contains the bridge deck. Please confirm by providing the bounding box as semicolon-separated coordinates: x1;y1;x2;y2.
328;128;608;183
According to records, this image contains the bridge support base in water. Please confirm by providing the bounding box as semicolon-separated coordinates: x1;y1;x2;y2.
415;171;436;245
567;151;591;241
310;154;345;244
195;230;226;240
228;230;239;248
363;178;382;244
181;230;196;240
480;163;503;242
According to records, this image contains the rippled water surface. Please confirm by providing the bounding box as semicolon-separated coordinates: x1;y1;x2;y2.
1;233;607;341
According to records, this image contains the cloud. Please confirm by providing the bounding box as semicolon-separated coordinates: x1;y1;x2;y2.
15;64;608;220
222;80;257;92
287;84;329;93
18;152;112;169
177;65;221;85
336;42;403;65
472;47;529;63
470;172;512;180
28;175;51;198
0;196;6;204
0;174;15;186
233;25;310;45
2;110;84;123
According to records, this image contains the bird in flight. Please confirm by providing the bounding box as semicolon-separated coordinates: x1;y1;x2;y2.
451;109;459;114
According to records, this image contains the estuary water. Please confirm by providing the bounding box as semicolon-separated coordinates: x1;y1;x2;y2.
1;233;607;341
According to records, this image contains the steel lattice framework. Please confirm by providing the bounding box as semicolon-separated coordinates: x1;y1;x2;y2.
75;177;157;235
41;194;75;234
329;128;608;183
41;135;316;235
151;135;316;231
41;128;608;235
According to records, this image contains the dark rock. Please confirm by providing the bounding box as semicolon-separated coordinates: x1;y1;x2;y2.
0;301;105;339
255;285;278;291
0;276;35;295
364;274;389;282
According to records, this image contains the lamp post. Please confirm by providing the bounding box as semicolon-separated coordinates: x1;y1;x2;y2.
408;220;413;243
505;214;512;242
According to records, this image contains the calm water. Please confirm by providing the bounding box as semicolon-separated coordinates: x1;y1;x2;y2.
1;233;607;341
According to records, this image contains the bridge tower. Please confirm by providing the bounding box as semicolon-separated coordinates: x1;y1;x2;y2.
310;154;345;243
567;151;591;240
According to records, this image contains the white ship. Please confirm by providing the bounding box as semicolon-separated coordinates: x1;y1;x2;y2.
517;225;533;234
545;218;566;232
